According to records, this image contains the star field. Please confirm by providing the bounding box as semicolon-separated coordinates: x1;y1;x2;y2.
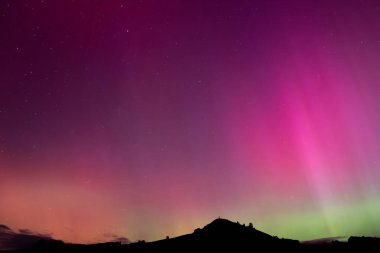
1;0;380;244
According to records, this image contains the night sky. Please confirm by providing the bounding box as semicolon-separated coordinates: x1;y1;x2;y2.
1;0;380;245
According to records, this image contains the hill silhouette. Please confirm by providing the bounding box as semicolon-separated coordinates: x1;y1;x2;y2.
1;218;380;252
125;218;299;252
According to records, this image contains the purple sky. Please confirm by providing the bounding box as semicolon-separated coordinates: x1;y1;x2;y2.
1;0;380;245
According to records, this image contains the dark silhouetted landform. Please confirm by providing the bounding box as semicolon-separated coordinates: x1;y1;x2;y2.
1;218;380;252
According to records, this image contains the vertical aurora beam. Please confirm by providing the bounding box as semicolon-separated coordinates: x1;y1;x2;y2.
219;1;380;239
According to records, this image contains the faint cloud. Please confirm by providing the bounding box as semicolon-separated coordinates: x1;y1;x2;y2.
0;225;11;231
18;229;32;234
302;236;348;244
0;224;53;250
114;236;129;244
103;233;130;244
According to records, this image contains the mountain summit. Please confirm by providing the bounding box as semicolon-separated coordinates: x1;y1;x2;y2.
194;218;279;244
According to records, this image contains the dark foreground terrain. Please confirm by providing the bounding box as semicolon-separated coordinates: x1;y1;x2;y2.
2;219;380;253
